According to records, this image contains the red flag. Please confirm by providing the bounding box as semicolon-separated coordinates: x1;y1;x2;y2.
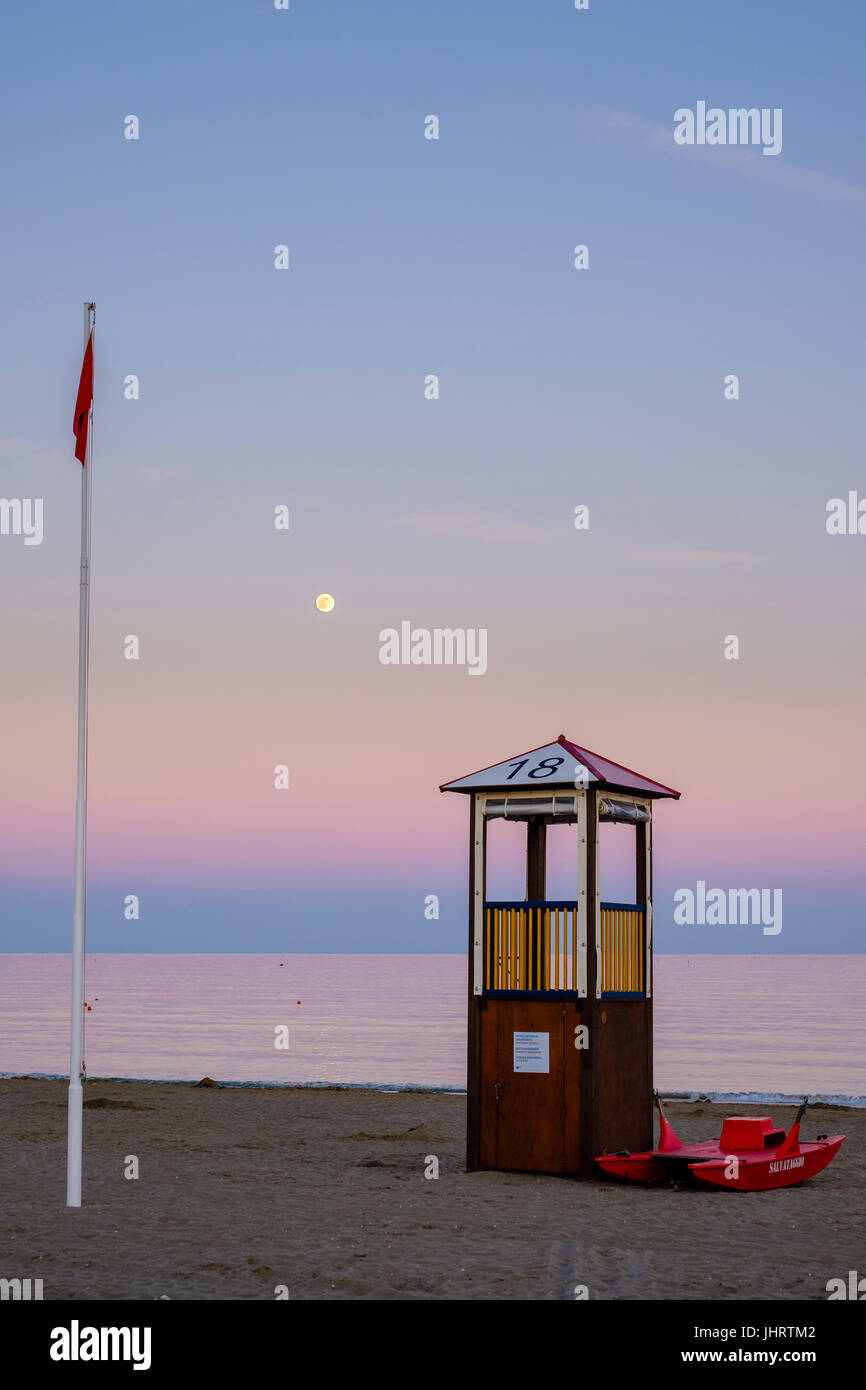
73;332;93;465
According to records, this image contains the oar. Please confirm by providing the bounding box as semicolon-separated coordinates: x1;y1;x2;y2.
777;1097;808;1157
655;1090;683;1151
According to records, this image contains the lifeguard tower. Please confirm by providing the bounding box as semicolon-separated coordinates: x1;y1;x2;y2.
441;735;679;1177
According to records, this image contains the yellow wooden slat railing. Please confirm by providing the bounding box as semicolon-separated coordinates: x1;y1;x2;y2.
483;901;644;995
599;904;645;995
483;902;580;993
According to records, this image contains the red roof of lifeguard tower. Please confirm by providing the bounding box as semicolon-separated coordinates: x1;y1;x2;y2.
440;734;680;798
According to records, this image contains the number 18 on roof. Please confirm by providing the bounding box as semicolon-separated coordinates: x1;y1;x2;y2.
440;734;680;1177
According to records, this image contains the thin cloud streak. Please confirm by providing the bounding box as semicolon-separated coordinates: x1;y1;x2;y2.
625;549;759;566
594;107;866;207
388;511;557;543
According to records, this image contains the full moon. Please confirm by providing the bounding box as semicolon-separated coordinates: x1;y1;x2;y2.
315;594;335;612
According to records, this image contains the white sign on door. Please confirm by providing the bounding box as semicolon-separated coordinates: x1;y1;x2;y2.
513;1031;550;1074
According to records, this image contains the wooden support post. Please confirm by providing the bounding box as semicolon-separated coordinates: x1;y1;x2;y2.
635;820;647;904
637;815;653;1141
467;795;485;1170
525;819;546;989
581;787;598;1177
526;819;546;900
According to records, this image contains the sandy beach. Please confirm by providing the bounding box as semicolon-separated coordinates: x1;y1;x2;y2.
0;1078;861;1301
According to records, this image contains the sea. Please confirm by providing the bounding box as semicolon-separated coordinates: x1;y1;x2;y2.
1;954;864;1104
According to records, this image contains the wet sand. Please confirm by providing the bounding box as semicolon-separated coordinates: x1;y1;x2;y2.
0;1078;861;1300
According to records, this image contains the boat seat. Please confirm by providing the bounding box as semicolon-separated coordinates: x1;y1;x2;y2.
762;1129;787;1148
719;1116;776;1150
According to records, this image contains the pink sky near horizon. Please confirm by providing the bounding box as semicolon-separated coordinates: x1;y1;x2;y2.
4;669;865;890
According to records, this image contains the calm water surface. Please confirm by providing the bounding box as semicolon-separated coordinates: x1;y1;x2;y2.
1;954;864;1099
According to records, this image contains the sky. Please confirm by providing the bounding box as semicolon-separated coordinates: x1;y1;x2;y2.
1;1;864;952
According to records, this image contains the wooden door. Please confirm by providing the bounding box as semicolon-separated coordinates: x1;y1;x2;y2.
478;1000;582;1173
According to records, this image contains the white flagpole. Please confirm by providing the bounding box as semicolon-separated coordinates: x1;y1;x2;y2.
67;301;94;1207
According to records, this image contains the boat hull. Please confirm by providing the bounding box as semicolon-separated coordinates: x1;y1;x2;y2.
595;1154;672;1183
596;1136;845;1191
688;1137;844;1191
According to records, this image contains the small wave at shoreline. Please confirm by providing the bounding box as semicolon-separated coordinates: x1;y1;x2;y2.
2;1072;864;1107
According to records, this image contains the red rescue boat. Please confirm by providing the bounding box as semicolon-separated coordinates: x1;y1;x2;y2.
596;1096;844;1192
